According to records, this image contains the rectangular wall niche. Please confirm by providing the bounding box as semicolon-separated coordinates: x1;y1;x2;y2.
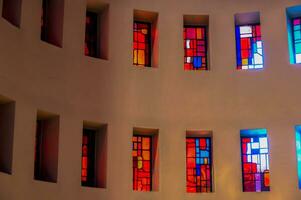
85;1;109;59
186;130;213;193
240;129;270;192
2;0;22;27
34;110;59;183
81;121;107;188
295;125;301;189
235;12;263;70
133;9;158;68
132;127;159;191
0;96;15;174
286;5;301;64
183;15;209;70
41;0;64;47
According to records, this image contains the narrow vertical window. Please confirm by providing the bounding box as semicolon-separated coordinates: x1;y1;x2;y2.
2;0;22;27
34;111;59;183
85;11;99;57
295;126;301;189
85;3;109;59
81;129;96;186
40;0;48;42
186;137;212;192
184;27;208;70
132;135;152;191
183;15;209;71
0;97;15;174
81;122;107;188
292;18;301;63
40;0;64;47
235;25;263;70
133;22;151;66
287;5;301;64
133;10;158;68
235;12;263;70
240;129;270;192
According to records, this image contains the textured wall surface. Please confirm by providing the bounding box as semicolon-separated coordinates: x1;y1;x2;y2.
0;0;301;199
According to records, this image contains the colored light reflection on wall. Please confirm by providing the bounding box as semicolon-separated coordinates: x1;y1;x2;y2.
295;126;301;189
132;135;152;191
293;18;301;64
186;137;212;192
133;22;151;67
240;129;270;192
184;26;208;70
235;24;263;70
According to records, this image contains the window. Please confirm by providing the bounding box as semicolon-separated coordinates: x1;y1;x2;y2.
132;135;152;191
240;129;270;192
2;0;22;27
183;15;209;70
40;0;64;47
286;5;301;64
184;27;208;70
85;3;109;59
0;97;15;174
133;9;158;68
295;126;301;189
81;129;96;186
133;22;151;66
81;122;107;188
186;137;212;192
34;111;59;183
132;127;159;192
85;11;99;57
235;25;263;70
235;12;263;70
292;17;301;63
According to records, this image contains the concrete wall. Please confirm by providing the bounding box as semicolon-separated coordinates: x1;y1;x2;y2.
0;0;301;199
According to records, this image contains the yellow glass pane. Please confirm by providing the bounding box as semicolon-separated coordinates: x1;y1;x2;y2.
137;156;143;169
133;50;138;64
242;59;248;65
138;50;145;65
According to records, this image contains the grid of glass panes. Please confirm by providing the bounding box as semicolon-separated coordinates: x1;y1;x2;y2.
241;133;270;192
186;137;212;193
132;135;152;191
184;26;208;70
235;24;263;70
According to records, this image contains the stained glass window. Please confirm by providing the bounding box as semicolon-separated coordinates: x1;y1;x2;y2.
292;18;301;64
81;129;96;186
186;137;212;193
133;22;151;67
132;135;152;191
240;129;270;192
295;126;301;189
235;24;263;70
85;11;98;57
184;26;208;70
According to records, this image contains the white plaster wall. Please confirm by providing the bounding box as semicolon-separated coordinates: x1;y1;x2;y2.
0;0;301;199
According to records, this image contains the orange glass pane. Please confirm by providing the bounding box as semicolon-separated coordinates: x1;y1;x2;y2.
138;50;145;65
142;137;150;149
142;150;150;160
